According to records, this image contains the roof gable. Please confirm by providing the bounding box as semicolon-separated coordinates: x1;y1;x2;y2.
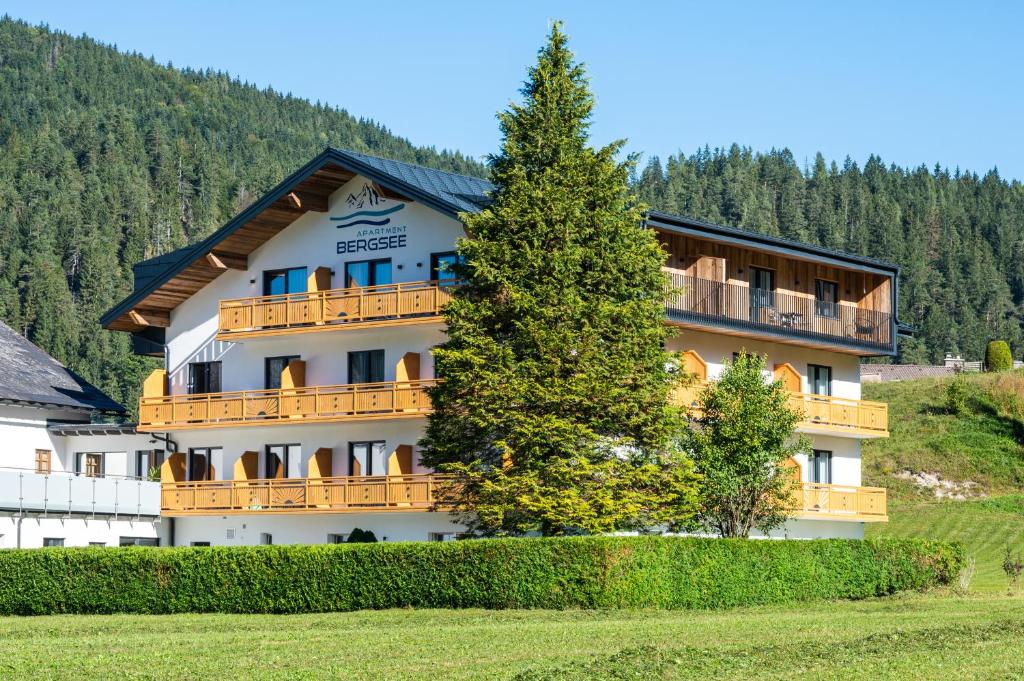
101;148;494;332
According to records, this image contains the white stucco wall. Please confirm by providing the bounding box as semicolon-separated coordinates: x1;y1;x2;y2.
171;511;465;546
0;516;165;548
164;174;465;396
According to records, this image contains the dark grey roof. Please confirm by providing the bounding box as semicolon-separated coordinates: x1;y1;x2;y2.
647;210;900;275
103;147;900;333
0;321;125;413
342;150;493;214
860;364;954;382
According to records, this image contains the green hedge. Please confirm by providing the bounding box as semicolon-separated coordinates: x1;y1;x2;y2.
0;536;962;615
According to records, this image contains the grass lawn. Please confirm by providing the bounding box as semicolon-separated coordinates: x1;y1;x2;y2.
2;594;1024;680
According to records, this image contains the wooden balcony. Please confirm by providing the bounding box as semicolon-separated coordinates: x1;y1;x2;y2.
664;272;894;355
791;482;887;522
673;384;889;438
217;280;452;340
138;380;434;431
162;473;449;515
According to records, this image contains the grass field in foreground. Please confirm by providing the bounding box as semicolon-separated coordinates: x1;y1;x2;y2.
2;595;1024;680
866;495;1024;593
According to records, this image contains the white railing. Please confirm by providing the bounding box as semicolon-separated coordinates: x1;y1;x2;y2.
0;469;161;518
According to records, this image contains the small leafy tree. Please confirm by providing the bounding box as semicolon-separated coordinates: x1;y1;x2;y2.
682;352;808;538
1003;545;1023;593
945;374;971;415
421;23;699;536
986;341;1013;372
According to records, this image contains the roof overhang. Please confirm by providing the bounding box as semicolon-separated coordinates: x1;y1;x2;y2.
646;210;900;278
101;148;474;334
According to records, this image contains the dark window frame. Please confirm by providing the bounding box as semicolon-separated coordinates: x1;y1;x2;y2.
264;443;299;479
187;361;222;395
749;267;776;310
262;266;308;297
75;452;104;478
344;258;392;288
349;440;386;476
264;355;301;390
187;447;217;482
808;364;833;396
810;449;833;484
348;349;386;384
814;278;839;318
430;251;461;283
135;449;164;479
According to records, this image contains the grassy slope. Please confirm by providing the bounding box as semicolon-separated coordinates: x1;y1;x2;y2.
862;371;1024;593
1;596;1024;680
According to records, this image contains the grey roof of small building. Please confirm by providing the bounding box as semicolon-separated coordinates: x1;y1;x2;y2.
860;364;954;382
0;321;125;413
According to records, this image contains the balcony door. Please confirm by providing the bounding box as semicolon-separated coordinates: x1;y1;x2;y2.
345;259;392;288
187;447;219;482
809;450;832;484
263;267;308;297
809;364;832;396
349;441;386;476
430;252;461;285
749;267;775;322
187;361;222;395
265;355;301;390
348;350;385;385
265;444;299;479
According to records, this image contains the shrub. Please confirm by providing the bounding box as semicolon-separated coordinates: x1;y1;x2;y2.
346;528;377;543
0;536;963;616
986;341;1013;372
945;374;971;415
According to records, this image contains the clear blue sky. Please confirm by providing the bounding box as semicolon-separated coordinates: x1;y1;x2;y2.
6;1;1023;180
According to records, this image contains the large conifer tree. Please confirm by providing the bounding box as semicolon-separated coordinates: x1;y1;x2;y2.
421;23;697;536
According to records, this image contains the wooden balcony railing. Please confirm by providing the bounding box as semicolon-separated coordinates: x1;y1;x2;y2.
138;380;435;431
161;473;450;515
217;280;452;338
673;383;888;437
664;272;894;353
791;482;887;522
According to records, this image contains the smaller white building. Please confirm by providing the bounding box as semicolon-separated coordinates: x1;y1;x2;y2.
0;322;164;548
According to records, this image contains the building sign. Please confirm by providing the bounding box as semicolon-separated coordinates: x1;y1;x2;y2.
331;183;409;254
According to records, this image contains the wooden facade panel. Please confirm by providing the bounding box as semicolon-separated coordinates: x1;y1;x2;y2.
657;230;893;316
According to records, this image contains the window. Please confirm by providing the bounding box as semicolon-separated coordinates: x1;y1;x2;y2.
260;533;273;545
345;259;392;288
348;350;385;384
749;267;775;318
265;355;301;390
76;452;103;478
136;450;164;479
810;450;832;484
430;252;461;284
119;537;159;547
265;444;299;479
349;441;386;476
263;267;308;296
808;365;832;396
191;541;211;547
42;538;65;547
187;361;222;394
88;542;107;547
188;447;219;482
35;449;51;474
815;279;839;318
327;533;347;544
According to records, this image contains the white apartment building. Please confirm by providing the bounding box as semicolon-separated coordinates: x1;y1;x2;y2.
100;149;904;545
0;322;162;548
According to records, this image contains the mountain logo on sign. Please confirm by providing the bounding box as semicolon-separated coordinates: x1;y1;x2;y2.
331;183;405;229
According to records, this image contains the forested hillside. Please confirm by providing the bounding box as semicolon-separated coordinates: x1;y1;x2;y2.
633;148;1024;365
3;17;1024;419
0;18;483;413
